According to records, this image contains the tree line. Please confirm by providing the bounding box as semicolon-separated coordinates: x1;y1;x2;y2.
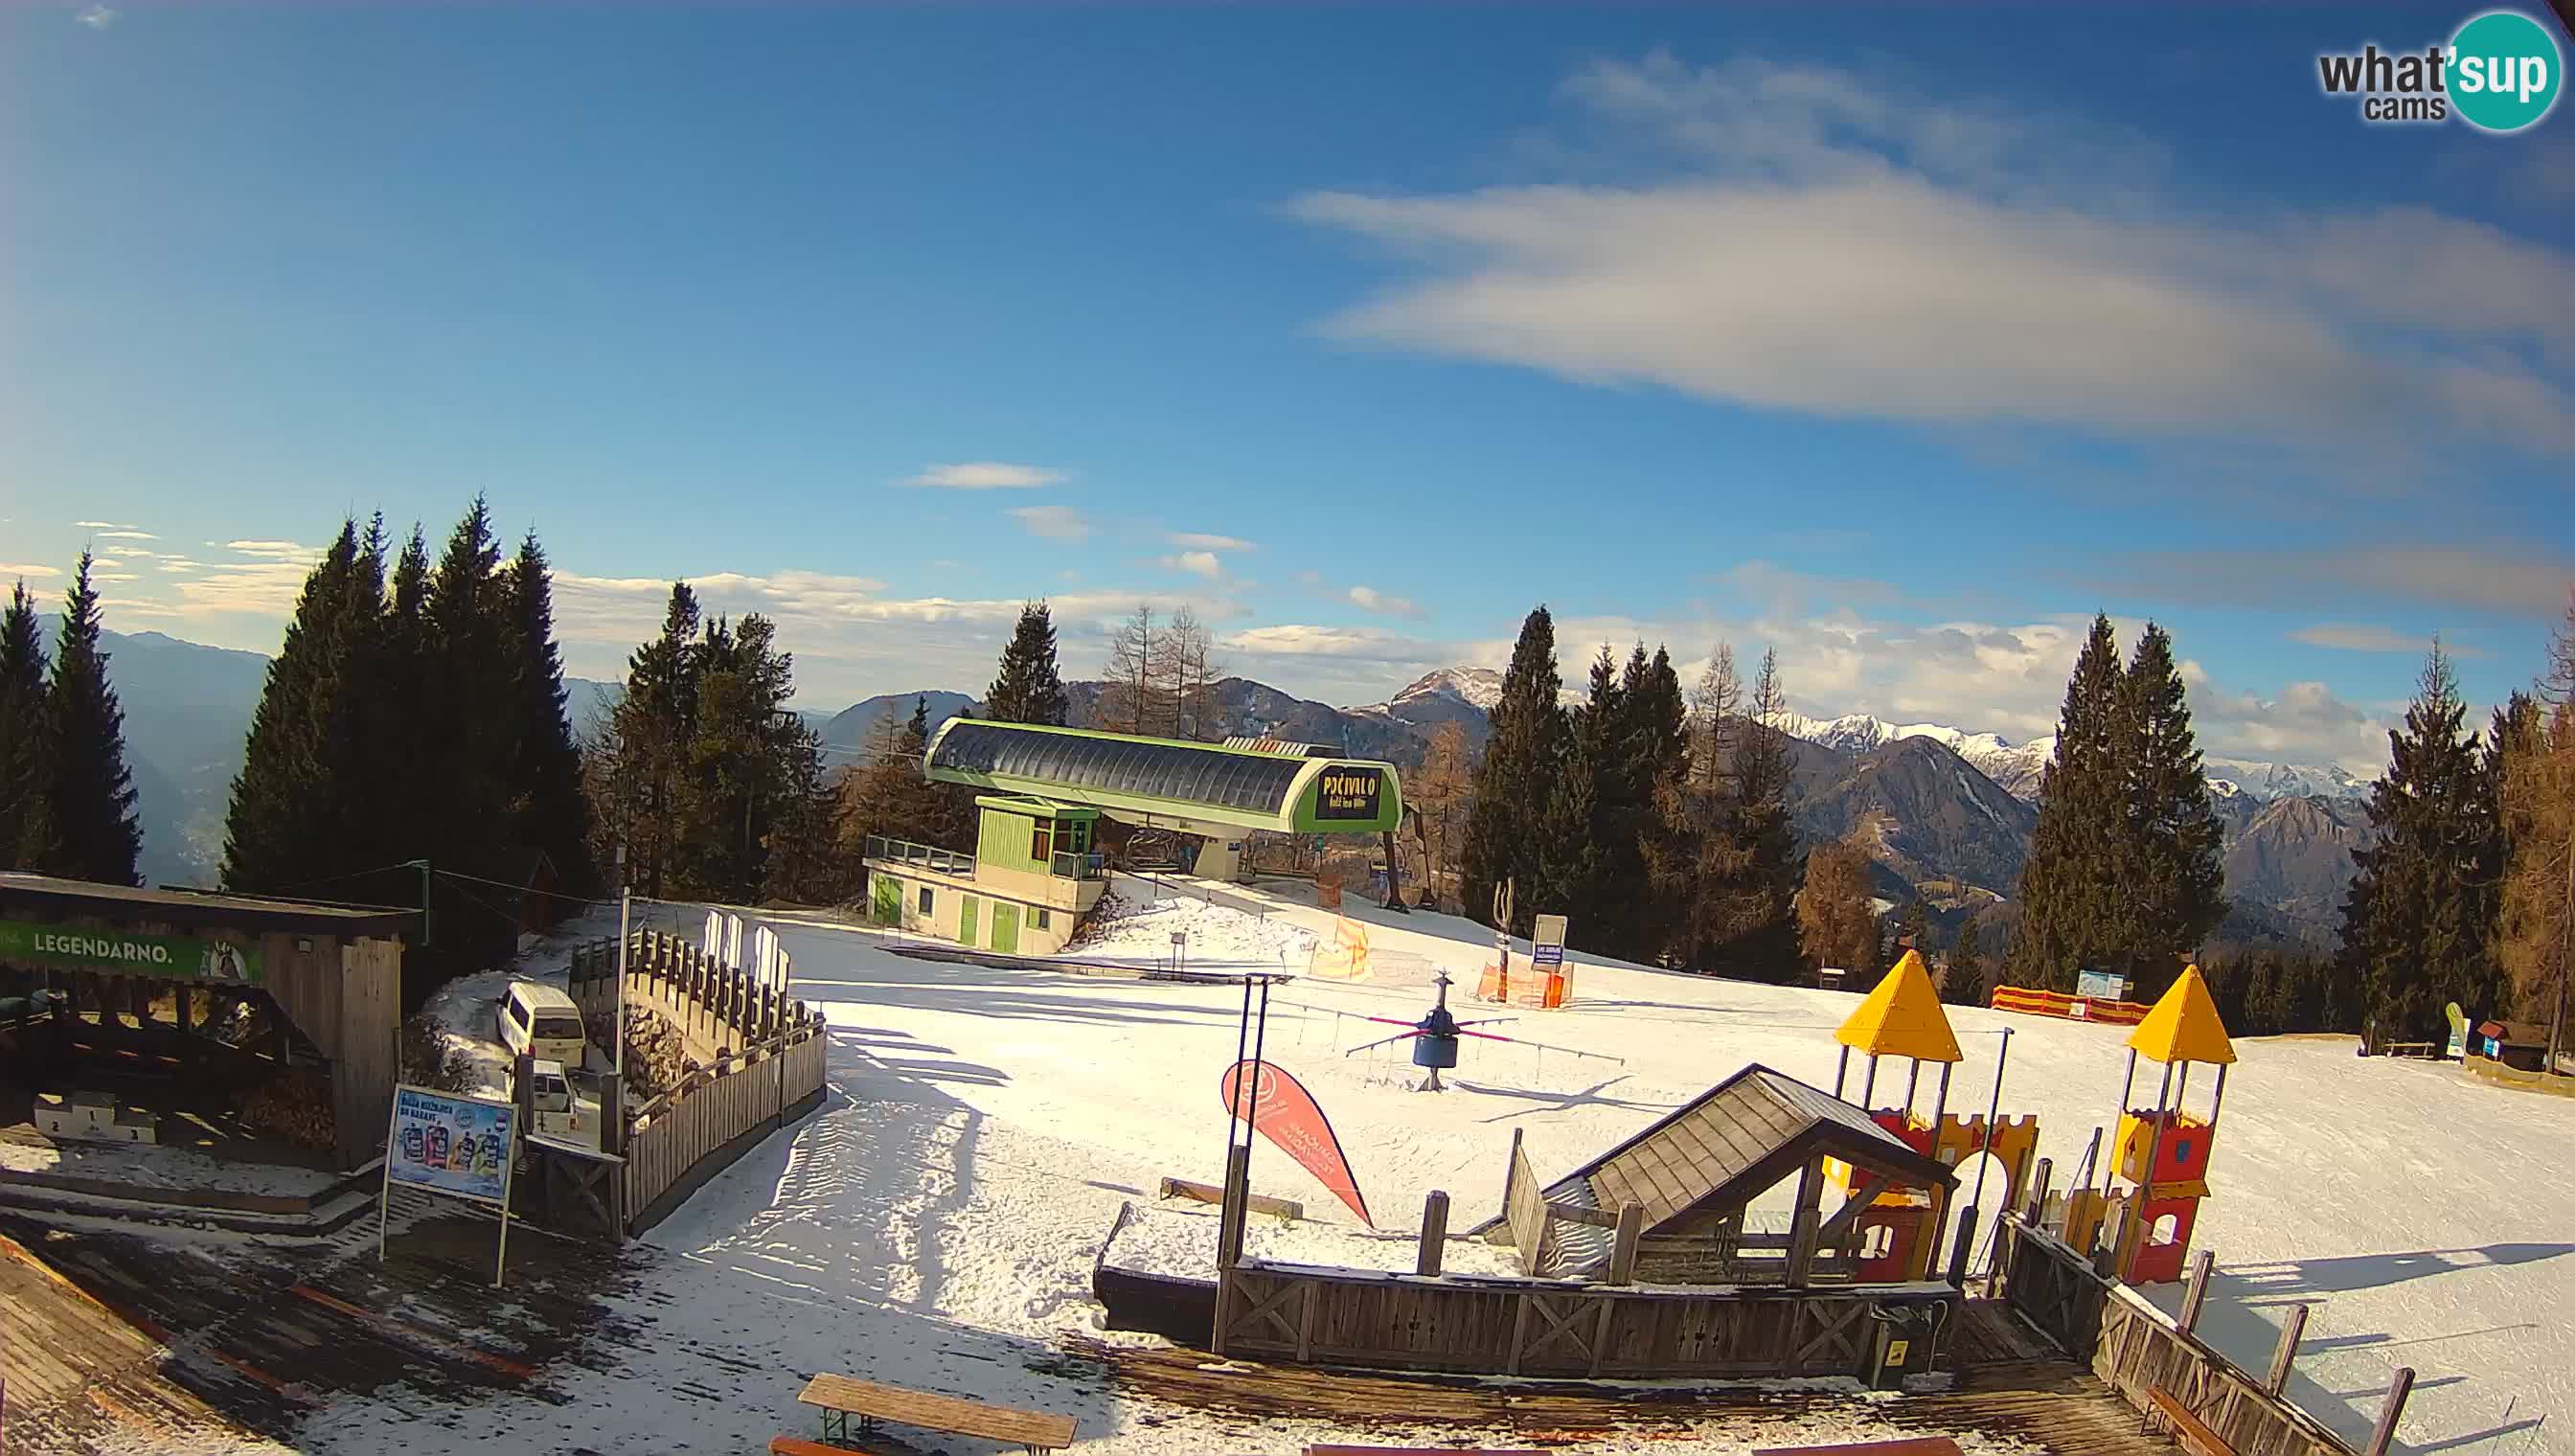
0;556;146;885
1458;605;1802;976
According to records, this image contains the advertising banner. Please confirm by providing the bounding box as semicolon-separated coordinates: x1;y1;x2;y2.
1312;766;1383;822
2075;968;2130;1002
1532;914;1568;969
1219;1060;1373;1227
0;919;262;985
385;1085;516;1205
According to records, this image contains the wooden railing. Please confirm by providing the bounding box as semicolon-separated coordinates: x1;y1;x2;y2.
1995;1212;2387;1456
564;927;832;1234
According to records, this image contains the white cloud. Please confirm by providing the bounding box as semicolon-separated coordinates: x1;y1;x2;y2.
88;557;123;569
901;462;1067;489
93;572;139;581
1164;551;1224;580
222;539;319;560
73;521;133;530
95;530;155;540
1010;506;1091;543
1295;51;2575;472
0;563;63;580
1166;532;1257;552
74;4;119;29
1346;584;1424;619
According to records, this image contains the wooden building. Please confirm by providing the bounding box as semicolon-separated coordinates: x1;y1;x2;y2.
0;874;414;1170
1506;1062;1959;1285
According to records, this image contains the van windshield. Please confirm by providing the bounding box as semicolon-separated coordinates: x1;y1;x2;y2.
536;1016;583;1042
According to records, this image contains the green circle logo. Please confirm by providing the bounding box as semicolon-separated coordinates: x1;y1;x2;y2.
2450;10;2563;132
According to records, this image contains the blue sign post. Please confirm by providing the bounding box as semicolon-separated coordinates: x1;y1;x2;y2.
380;1083;522;1285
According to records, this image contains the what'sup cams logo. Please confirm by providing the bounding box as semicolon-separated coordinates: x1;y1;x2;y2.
2317;9;2564;130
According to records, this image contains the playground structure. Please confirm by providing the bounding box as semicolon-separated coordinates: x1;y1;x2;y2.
1826;951;2041;1283
2054;966;2233;1286
865;721;1407;955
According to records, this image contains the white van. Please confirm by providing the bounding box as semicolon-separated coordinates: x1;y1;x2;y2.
495;981;587;1068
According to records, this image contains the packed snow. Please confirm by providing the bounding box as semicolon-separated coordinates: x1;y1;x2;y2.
0;1136;342;1198
75;881;2572;1455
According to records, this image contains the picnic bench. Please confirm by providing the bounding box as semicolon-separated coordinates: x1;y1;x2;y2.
789;1373;1077;1456
2143;1386;2239;1456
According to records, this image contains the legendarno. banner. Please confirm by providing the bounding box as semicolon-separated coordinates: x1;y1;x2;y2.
1219;1059;1374;1227
0;919;263;985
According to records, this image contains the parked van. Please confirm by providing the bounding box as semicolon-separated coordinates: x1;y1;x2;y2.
495;981;587;1068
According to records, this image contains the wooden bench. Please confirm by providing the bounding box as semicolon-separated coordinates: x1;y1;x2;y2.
797;1373;1077;1455
2381;1040;2435;1059
2143;1385;2239;1456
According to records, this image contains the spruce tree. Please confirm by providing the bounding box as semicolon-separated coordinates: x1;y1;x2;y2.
502;532;598;896
222;523;366;892
2114;623;2227;999
1945;916;1984;1005
762;717;842;904
43;552;144;884
987;602;1070;725
0;580;54;869
423;498;519;873
356;526;435;884
1462;605;1566;936
2338;644;2505;1042
2007;614;2129;991
1541;645;1622;947
602;584;702;897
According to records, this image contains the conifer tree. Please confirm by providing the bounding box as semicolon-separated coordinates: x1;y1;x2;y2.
601;584;702;896
2007;614;2129;991
223;522;366;892
1541;645;1621;946
1893;896;1928;952
356;526;435;880
2338;643;2505;1041
2497;681;2570;1043
423;498;519;872
986;603;1070;725
502;532;597;896
43;552;143;884
1945;916;1985;1005
1462;605;1566;936
0;581;54;869
2114;623;2227;998
762;717;843;904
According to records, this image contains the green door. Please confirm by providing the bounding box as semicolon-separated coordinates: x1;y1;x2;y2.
959;895;979;946
991;902;1020;955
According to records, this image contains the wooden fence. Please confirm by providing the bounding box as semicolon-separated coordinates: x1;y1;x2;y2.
562;928;832;1235
1210;1260;1955;1378
1996;1213;2378;1456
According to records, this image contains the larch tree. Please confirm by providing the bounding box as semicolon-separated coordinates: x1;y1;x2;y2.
1407;721;1474;911
42;552;144;885
1798;834;1879;979
0;580;54;869
1098;604;1155;735
1462;605;1566;937
986;603;1070;725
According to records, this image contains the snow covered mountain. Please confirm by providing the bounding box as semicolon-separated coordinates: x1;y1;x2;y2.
1761;709;2363;807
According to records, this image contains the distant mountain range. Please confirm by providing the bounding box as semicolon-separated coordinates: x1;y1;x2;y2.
46;627;2373;951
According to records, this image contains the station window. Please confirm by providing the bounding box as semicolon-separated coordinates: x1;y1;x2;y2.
1032;823;1052;862
1033;908;1050;929
918;886;934;915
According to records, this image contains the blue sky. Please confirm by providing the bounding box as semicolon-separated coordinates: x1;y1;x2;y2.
5;4;2570;771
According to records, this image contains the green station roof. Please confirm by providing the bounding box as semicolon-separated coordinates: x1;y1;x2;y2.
924;719;1402;835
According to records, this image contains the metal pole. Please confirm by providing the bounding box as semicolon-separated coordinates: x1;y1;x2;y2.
614;888;631;1084
1969;1027;2013;1218
1833;1044;1851;1100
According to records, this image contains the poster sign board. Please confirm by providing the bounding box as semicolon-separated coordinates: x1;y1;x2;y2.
381;1083;521;1285
1531;914;1568;969
2075;968;2130;1002
0;919;262;985
385;1085;515;1204
1312;766;1384;822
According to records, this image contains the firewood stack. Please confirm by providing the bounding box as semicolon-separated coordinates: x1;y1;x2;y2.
238;1068;335;1150
620;1004;695;1102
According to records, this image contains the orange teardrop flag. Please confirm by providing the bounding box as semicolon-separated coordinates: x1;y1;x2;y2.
1219;1060;1374;1228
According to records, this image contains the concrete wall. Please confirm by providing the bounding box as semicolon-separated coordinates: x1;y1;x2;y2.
865;864;1084;955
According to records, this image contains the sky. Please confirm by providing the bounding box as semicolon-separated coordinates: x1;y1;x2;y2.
5;4;2571;775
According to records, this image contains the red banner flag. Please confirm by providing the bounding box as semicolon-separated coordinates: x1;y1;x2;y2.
1219;1060;1374;1228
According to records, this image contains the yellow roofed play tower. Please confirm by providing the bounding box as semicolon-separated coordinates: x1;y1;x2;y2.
2104;965;2234;1285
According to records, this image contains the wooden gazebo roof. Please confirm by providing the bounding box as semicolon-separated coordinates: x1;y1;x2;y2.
1553;1063;1956;1234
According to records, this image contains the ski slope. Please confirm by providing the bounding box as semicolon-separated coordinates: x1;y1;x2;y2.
298;876;2567;1456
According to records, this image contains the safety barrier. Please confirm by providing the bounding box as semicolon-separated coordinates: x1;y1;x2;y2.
1990;985;2150;1026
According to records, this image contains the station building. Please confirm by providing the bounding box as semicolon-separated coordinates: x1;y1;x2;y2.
861;720;1404;955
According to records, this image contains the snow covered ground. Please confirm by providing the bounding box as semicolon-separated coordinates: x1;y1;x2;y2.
0;1136;342;1198
244;881;2573;1454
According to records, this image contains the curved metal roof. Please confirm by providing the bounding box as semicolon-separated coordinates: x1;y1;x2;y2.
929;720;1311;816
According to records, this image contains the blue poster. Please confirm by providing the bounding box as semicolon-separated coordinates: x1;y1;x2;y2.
387;1085;516;1204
